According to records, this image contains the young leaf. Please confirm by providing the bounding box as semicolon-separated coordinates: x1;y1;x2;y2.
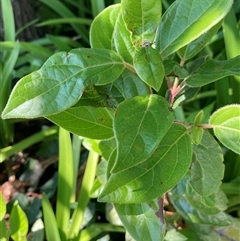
156;0;233;57
209;104;240;155
190;130;224;196
10;201;28;241
134;47;165;91
185;56;240;87
115;201;165;241
190;127;203;145
112;95;174;173
98;123;192;203
47;106;114;140
90;5;120;49
1;48;125;119
121;0;162;47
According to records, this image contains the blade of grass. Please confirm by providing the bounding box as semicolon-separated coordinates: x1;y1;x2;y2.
36;18;92;27
0;126;58;162
1;0;15;41
39;0;89;43
42;193;61;241
90;0;105;17
15;18;39;38
1;41;53;57
0;41;19;146
56;128;74;241
68;150;99;239
71;135;82;202
222;7;240;104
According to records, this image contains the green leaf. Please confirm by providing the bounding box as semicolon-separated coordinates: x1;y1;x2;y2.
156;0;233;57
47;106;114;140
109;69;151;103
170;175;231;226
113;11;135;64
193;110;204;126
0;219;8;240
190;130;224;196
134;47;165;91
185;185;228;215
1;48;125;119
164;229;187;241
0;192;6;220
42;193;61;241
190;127;203;145
177;21;222;60
209;104;240;155
115;201;165;241
121;0;162;47
10;201;28;241
90;5;120;49
112;95;174;173
186;56;240;87
99;123;192;203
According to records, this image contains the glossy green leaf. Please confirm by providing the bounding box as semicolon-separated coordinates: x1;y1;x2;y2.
115;201;165;241
156;0;233;57
90;5;120;49
170;176;231;226
99;138;116;161
110;69;151;103
1;48;125;119
112;95;174;173
10;201;28;241
47;106;114;140
186;56;240;87
0;192;6;220
190;130;224;196
209;104;240;155
134;47;165;91
113;11;135;64
121;0;162;47
99;123;192;203
42;193;61;241
178;21;222;60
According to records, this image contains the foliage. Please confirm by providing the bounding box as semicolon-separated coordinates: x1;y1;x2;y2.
1;0;240;240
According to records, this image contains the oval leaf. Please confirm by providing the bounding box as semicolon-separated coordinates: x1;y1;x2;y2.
99;124;192;203
134;47;165;91
190;130;224;196
121;0;162;47
47;106;114;140
10;201;28;240
90;5;120;49
2;48;124;119
209;104;240;155
115;202;165;241
112;94;174;173
186;56;240;87
156;0;233;57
